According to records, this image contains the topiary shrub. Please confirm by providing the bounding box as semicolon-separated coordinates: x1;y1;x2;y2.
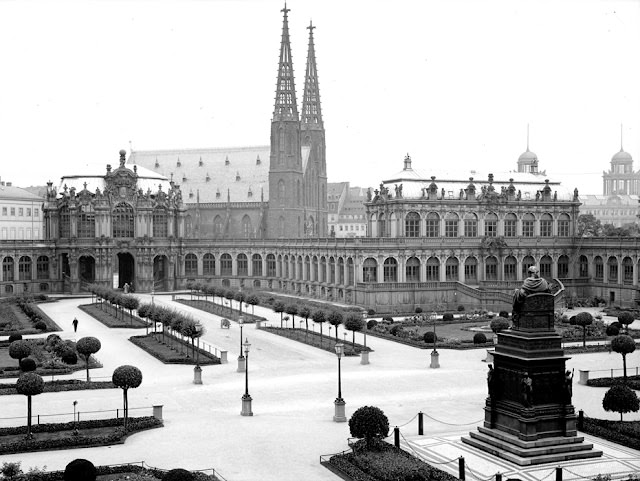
423;331;437;344
473;333;487;344
569;316;577;325
61;349;78;365
77;337;101;382
367;308;376;316
618;312;635;333
8;334;22;343
35;321;47;331
389;325;402;336
603;383;640;421
64;459;97;481
382;316;394;323
606;324;620;336
349;406;389;450
490;317;510;334
442;312;454;322
457;305;465;312
366;319;378;330
163;468;194;481
9;340;32;368
19;357;37;372
414;307;423;314
498;311;509;319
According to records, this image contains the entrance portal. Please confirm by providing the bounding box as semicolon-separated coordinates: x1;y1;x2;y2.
117;252;135;289
153;255;168;291
78;256;95;284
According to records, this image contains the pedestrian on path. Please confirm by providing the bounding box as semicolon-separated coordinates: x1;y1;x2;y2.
72;317;78;333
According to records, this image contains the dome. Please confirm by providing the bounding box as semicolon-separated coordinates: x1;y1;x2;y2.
612;149;632;162
518;149;538;162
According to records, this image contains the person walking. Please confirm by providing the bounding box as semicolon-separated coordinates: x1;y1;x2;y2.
72;317;78;333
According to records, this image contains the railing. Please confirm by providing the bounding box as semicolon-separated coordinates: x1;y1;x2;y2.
0;405;155;428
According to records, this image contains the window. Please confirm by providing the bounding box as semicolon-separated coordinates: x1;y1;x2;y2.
485;256;498;280
406;257;420;282
59;206;71;238
445;213;459;237
153;207;168;238
378;213;386;238
557;255;569;278
383;258;398;282
504;256;517;280
522;213;535;237
10;207;15;216
426;257;439;281
579;255;589;278
252;254;263;276
623;257;633;284
425;212;439;237
113;203;134;238
363;258;377;283
34;208;39;217
445;257;459;281
540;256;552;279
522;256;535;278
278;179;285;206
1;207;6;216
504;213;517;237
36;256;49;280
220;254;233;276
464;214;477;237
78;207;95;239
18;256;32;281
203;254;215;275
267;254;276;277
608;257;618;283
242;215;252;238
3;257;14;281
185;254;198;276
540;214;553;237
18;208;23;216
557;213;570;237
464;257;477;283
26;208;31;217
484;213;497;237
405;212;420;237
237;254;248;276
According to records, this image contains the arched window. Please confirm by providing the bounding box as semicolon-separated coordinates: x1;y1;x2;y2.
406;257;420;282
623;257;634;284
540;255;552;279
213;216;223;236
426;257;439;281
2;257;14;281
540;213;553;237
338;257;345;284
607;256;618;283
347;257;355;285
504;213;517;237
153;207;168;238
203;254;215;276
278;216;285;238
504;256;517;280
522;255;535;278
237;254;248;276
383;257;398;282
445;257;459;281
185;254;198;276
312;256;319;281
557;213;570;237
252;254;263;277
445;212;459;237
18;256;32;281
267;254;276;277
59;205;70;238
484;213;498;237
465;257;478;283
329;257;336;283
594;256;603;280
485;256;498;280
522;213;535;237
426;212;439;237
579;255;589;278
464;213;477;237
378;213;386;238
405;212;420;237
220;254;233;276
36;256;49;280
363;258;377;283
242;215;252;238
278;179;285;206
319;256;327;282
557;255;569;278
78;205;95;238
113;203;134;238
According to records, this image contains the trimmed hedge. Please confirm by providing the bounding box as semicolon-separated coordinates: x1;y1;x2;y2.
129;334;221;365
587;375;640;390
0;379;115;396
16;464;220;481
582;417;640;452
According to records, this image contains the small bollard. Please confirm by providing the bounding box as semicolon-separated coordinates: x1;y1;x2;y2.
153;405;163;421
556;466;563;481
495;473;502;481
418;411;424;435
458;457;465;481
394;426;400;448
577;410;584;430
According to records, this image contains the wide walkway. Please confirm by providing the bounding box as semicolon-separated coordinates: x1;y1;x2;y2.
1;297;638;480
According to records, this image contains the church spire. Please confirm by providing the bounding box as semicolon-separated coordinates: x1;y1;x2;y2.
273;4;299;121
301;20;323;129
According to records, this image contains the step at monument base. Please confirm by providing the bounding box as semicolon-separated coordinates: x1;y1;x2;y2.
461;427;603;466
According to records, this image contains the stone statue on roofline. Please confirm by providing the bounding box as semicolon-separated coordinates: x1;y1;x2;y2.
512;266;550;324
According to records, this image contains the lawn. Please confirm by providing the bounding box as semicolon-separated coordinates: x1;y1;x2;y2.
0;299;60;335
129;333;221;365
79;303;150;329
261;327;369;355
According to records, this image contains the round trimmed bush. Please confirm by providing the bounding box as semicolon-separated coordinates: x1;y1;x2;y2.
349;406;389;449
9;340;31;366
606;324;620;336
61;349;78;365
457;305;465;312
64;459;97;481
163;468;193;481
473;332;487;344
415;307;423;314
7;334;22;343
20;357;37;372
442;312;454;322
490;317;510;334
367;308;376;316
366;319;378;330
498;311;510;319
423;331;437;344
603;383;640;421
569;316;577;325
35;321;47;331
382;316;394;323
389;325;402;336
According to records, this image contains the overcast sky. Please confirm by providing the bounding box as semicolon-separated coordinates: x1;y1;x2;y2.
1;0;639;195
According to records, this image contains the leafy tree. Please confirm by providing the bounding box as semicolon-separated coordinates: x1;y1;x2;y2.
349;406;389;450
163;469;194;481
234;291;246;315
575;312;594;347
423;331;437;344
618;312;635;334
274;301;286;327
64;459;97;481
122;296;140;325
9;340;31;368
76;337;101;382
327;310;344;341
611;335;636;383
344;314;364;346
181;317;204;360
312;309;326;346
577;213;602;237
299;306;311;330
285;304;298;328
473;333;487;344
112;365;143;430
20;358;37;372
603;384;640;421
16;372;44;438
606;324;620;337
490;317;510;334
246;295;259;315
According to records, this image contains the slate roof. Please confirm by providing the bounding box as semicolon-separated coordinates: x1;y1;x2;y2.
128;146;271;204
58;164;171;196
0;183;45;201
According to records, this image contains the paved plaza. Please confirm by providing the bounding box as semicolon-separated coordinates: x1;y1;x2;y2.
1;297;639;480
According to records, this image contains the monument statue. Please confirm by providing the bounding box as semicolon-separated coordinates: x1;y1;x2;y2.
564;369;574;404
521;372;533;408
512;266;550;325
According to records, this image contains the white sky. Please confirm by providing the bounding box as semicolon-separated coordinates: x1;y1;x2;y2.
1;0;639;195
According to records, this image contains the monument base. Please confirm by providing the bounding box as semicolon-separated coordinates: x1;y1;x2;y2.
462;426;602;466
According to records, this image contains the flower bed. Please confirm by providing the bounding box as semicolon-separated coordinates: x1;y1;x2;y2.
0;416;163;454
582;417;640;451
79;303;149;328
587;375;640;390
5;464;221;481
176;298;265;323
130;333;221;365
0;379;115;395
0;297;60;335
261;327;367;355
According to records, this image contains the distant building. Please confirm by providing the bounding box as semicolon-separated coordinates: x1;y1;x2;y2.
328;182;367;237
0;179;44;241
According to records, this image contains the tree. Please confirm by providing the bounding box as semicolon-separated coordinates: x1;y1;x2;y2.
299;306;311;330
344;314;364;347
577;213;602;237
234;291;246;316
274;301;286;328
285;304;298;328
575;311;594;348
246;295;259;315
16;372;44;438
112;365;143;430
181;317;204;360
606;324;620;337
349;406;389;450
611;335;636;383
76;337;101;382
9;340;32;368
327;310;344;341
122;296;140;325
19;358;37;372
64;459;97;481
618;312;635;334
603;384;640;421
312;309;326;346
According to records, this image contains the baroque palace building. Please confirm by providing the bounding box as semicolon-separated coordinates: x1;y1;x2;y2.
1;7;639;313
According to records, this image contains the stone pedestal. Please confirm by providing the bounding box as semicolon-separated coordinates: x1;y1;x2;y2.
237;355;246;372
241;394;253;416
360;350;370;365
193;365;202;384
152;405;163;421
462;293;602;465
333;398;346;422
430;350;440;369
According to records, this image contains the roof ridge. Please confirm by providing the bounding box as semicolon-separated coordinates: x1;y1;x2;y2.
130;146;270;155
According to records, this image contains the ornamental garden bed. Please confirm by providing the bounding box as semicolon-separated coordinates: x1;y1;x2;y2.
3;464;222;481
323;440;458;481
130;333;221;365
261;327;369;355
581;417;640;452
79;303;149;329
176;298;265;323
0;416;162;454
587;375;640;390
0;379;115;395
0;297;60;335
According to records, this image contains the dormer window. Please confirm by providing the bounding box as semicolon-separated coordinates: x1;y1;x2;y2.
225;156;230;166
206;173;211;182
236;172;241;181
199;157;203;167
177;158;181;168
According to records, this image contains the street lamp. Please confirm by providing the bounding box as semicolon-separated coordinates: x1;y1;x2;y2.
241;337;253;416
237;317;246;372
430;311;440;368
150;289;155;335
73;400;78;435
333;343;346;422
361;312;370;365
193;323;203;384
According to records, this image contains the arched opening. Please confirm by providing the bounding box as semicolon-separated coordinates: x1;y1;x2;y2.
78;256;95;285
153;255;169;291
116;252;135;289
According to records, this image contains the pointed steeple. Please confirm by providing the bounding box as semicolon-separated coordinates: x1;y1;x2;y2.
273;4;299;121
301;20;323;129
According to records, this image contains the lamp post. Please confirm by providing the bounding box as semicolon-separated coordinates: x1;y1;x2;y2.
151;289;155;334
193;324;203;384
430;311;440;368
237;317;246;372
333;343;346;422
73;400;78;435
241;337;253;416
361;312;370;365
